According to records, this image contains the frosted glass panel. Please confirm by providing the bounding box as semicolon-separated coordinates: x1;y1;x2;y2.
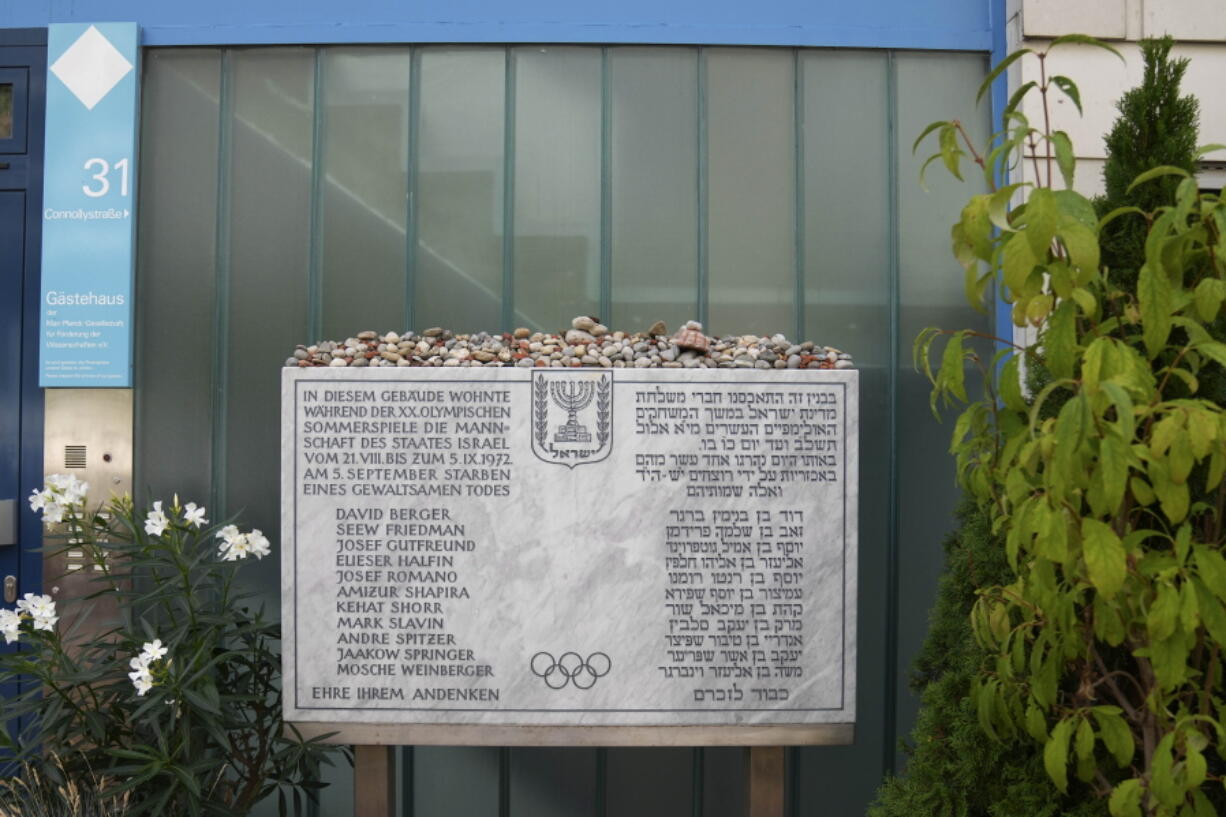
320;47;410;339
135;50;220;502
513;47;601;332
610;47;699;334
707;48;796;337
416;48;505;333
226;48;314;593
893;50;991;769
802;51;889;357
509;749;596;817
794;51;893;814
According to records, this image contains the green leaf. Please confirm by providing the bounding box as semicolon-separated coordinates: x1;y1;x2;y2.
1056;189;1099;230
1000;353;1027;413
1194;278;1226;322
1148;630;1189;689
1196;341;1226;369
1194;546;1226;603
911;120;949;155
1083;518;1126;598
977;49;1033;103
1138;264;1172;359
1048;34;1124;61
1169;433;1194;485
1193;580;1226;644
1192;790;1217;817
1074;716;1095;762
1092;708;1135;767
989;183;1027;232
1099;433;1129;513
1148;584;1180;642
1004;80;1038;116
1044;299;1077;379
939;125;964;181
1108;778;1143;817
1061;222;1101;281
1050;76;1082;115
940;332;968;402
1051;130;1076;188
1195;143;1226;158
1044;719;1072;793
1150;734;1181;807
1127;164;1191;193
1026;188;1058;259
1036;502;1069;563
1071;287;1097;318
1099;205;1146;230
1151;463;1190;522
1025;703;1048;742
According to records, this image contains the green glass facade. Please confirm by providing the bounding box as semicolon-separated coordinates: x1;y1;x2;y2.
134;45;990;816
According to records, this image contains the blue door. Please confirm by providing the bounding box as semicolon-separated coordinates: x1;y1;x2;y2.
0;32;46;671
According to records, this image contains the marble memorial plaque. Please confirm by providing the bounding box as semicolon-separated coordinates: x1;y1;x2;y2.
282;367;857;738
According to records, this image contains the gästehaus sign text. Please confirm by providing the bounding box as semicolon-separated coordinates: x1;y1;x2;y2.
281;368;858;744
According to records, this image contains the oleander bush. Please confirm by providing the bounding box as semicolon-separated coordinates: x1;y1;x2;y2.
0;476;343;816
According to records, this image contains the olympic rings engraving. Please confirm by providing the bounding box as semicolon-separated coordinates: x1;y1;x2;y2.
530;651;612;690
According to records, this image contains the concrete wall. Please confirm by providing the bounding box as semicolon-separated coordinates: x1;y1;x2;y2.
1007;0;1226;198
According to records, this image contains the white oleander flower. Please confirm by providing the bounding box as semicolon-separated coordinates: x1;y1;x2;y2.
140;639;168;662
0;609;20;644
246;529;272;560
129;668;153;696
29;474;90;526
216;525;272;561
129;639;168;696
16;594;57;631
182;502;208;528
41;501;67;524
144;500;169;536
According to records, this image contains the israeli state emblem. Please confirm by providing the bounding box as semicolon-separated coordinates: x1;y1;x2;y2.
531;371;613;468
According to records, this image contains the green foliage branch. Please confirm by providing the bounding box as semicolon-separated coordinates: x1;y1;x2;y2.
915;35;1226;817
0;488;343;817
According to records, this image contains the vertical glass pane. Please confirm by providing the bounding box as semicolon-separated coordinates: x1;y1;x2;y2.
413;747;501;814
509;748;596;817
136;50;220;502
225;48;314;594
803;51;890;359
610;47;699;334
794;50;892;815
707;48;796;337
416;47;505;333
893;51;990;763
513;46;601;332
320;47;410;340
0;84;12;138
606;748;693;817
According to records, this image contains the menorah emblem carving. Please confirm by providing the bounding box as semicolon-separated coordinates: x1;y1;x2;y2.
531;372;613;468
550;380;595;443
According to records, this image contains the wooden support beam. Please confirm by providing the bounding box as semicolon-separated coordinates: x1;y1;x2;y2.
747;746;786;817
354;745;396;817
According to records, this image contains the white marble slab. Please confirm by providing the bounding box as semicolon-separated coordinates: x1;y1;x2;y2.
281;367;858;732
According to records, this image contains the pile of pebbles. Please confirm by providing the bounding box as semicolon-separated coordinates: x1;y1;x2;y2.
285;317;854;371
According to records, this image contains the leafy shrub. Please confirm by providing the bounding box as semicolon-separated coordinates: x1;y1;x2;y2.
916;34;1226;817
1;476;343;816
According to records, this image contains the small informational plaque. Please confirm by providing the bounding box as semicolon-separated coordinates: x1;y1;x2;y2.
39;22;139;387
282;368;857;744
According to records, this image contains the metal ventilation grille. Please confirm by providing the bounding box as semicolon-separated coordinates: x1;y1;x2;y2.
64;445;87;469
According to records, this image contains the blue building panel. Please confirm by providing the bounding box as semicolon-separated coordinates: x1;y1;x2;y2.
4;0;991;50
